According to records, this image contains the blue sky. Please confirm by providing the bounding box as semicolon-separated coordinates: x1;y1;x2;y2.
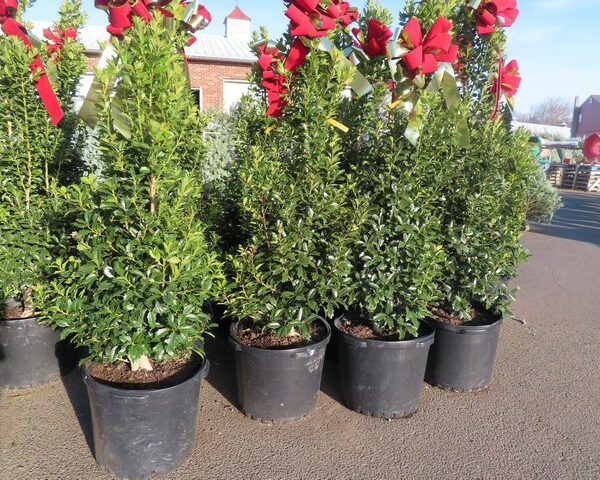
25;0;600;113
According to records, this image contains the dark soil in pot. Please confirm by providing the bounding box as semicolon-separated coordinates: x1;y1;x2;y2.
88;356;202;390
228;318;331;423
84;356;209;480
0;314;77;389
425;306;502;392
334;316;435;419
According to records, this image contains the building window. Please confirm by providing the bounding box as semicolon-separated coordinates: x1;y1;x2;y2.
192;88;204;111
579;113;583;124
223;80;250;112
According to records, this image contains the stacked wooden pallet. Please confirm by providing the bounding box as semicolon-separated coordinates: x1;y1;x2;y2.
546;164;564;187
587;169;600;192
546;164;600;192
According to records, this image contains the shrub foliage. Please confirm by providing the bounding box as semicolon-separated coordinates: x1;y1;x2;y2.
40;17;223;367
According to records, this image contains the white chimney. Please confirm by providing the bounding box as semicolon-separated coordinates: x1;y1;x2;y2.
224;6;251;41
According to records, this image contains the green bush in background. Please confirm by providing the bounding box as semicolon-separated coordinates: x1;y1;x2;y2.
524;168;562;223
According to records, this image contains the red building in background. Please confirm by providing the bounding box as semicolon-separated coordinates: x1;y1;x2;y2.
32;6;255;112
571;96;600;138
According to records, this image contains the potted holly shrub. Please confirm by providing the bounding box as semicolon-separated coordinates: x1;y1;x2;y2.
40;5;223;479
0;0;85;388
332;2;450;418
224;5;367;422
411;0;535;392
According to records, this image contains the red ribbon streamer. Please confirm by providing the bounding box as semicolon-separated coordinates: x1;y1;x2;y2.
399;16;458;76
257;44;288;118
256;38;311;118
475;0;520;35
284;37;309;72
44;26;78;53
0;0;63;125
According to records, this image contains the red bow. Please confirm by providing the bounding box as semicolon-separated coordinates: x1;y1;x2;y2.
353;18;392;57
491;58;520;98
490;57;520;118
44;26;78;53
399;16;458;76
97;1;211;45
0;0;17;21
96;0;151;37
475;0;519;35
325;0;358;28
0;0;63;125
583;133;600;162
285;0;358;39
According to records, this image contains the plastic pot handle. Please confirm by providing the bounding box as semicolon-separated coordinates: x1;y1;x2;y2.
292;347;323;359
290;352;305;359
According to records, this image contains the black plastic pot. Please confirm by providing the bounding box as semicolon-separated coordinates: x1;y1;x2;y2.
334;318;434;419
0;316;75;389
84;358;209;480
229;319;331;423
425;316;502;392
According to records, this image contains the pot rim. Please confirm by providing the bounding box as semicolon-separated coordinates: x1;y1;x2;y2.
83;356;209;396
333;317;435;349
229;317;331;355
425;315;503;334
0;314;38;323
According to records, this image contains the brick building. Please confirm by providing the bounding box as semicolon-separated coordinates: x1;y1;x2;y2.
571;95;600;138
33;6;255;112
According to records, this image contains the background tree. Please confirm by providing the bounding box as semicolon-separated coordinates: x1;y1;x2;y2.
517;96;572;126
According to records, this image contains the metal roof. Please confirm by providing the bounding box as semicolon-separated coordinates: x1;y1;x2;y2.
513;121;572;140
29;21;255;64
186;33;255;63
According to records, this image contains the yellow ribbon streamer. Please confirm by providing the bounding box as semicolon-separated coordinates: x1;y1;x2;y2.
326;117;349;133
317;37;373;98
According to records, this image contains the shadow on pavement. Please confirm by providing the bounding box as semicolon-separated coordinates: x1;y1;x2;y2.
529;191;600;247
203;333;239;409
61;367;95;456
320;358;344;404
